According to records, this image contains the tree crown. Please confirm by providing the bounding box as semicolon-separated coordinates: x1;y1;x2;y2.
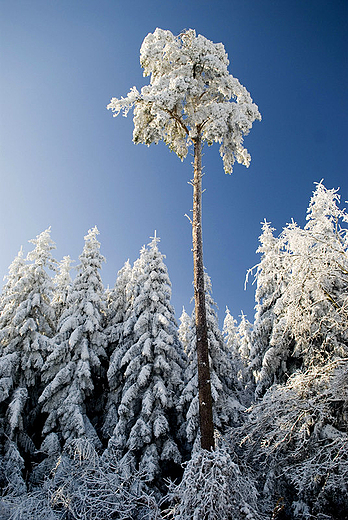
107;28;261;173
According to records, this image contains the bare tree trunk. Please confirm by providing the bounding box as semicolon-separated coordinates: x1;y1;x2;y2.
192;135;215;451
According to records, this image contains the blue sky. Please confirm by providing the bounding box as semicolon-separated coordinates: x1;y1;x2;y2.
1;0;347;324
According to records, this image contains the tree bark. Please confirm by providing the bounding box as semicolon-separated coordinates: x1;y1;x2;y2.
192;135;215;451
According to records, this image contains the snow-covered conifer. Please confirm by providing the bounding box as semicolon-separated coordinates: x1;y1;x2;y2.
238;359;348;518
108;28;260;174
105;260;132;349
165;448;261;520
106;234;184;484
223;307;238;356
223;307;241;378
251;184;348;398
236;312;254;405
246;220;290;397
280;182;348;364
237;313;253;368
39;227;106;447
0;228;56;408
0;229;57;494
108;27;261;451
223;309;253;405
0;248;25;316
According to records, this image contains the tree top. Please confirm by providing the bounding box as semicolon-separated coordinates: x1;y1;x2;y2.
107;28;261;174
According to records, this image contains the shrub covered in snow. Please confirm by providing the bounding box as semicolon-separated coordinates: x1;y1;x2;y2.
165;447;262;520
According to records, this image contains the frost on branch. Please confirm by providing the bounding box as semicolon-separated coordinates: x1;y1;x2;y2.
248;182;348;398
107;28;261;174
238;359;348;518
7;438;161;520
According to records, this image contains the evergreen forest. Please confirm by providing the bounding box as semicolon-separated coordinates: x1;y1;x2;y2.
0;181;347;519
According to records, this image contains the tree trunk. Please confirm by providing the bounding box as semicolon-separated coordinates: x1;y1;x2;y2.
192;135;215;451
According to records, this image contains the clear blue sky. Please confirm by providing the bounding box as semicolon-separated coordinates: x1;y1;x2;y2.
1;0;347;324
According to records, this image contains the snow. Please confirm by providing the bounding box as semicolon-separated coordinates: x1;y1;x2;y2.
108;28;261;174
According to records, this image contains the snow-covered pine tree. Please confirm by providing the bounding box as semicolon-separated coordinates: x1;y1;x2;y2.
0;229;57;494
237;184;348;518
108;27;261;451
235;312;254;404
165;447;262;520
223;307;241;379
103;249;150;441
106;234;185;485
280;181;348;365
105;260;132;352
39;227;107;449
0;248;27;497
222;307;238;357
181;273;243;449
0;248;25;317
237;312;253;370
223;308;253;405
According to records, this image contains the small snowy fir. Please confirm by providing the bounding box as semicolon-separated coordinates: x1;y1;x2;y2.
102;260;133;438
165;447;262;520
51;255;73;327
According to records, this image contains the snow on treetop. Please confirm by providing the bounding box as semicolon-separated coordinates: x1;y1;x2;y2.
107;28;261;174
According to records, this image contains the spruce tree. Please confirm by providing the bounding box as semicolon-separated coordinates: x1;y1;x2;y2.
106;234;184;484
178;307;193;356
39;227;107;448
236;312;254;405
247;220;290;398
0;229;56;494
51;255;73;327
